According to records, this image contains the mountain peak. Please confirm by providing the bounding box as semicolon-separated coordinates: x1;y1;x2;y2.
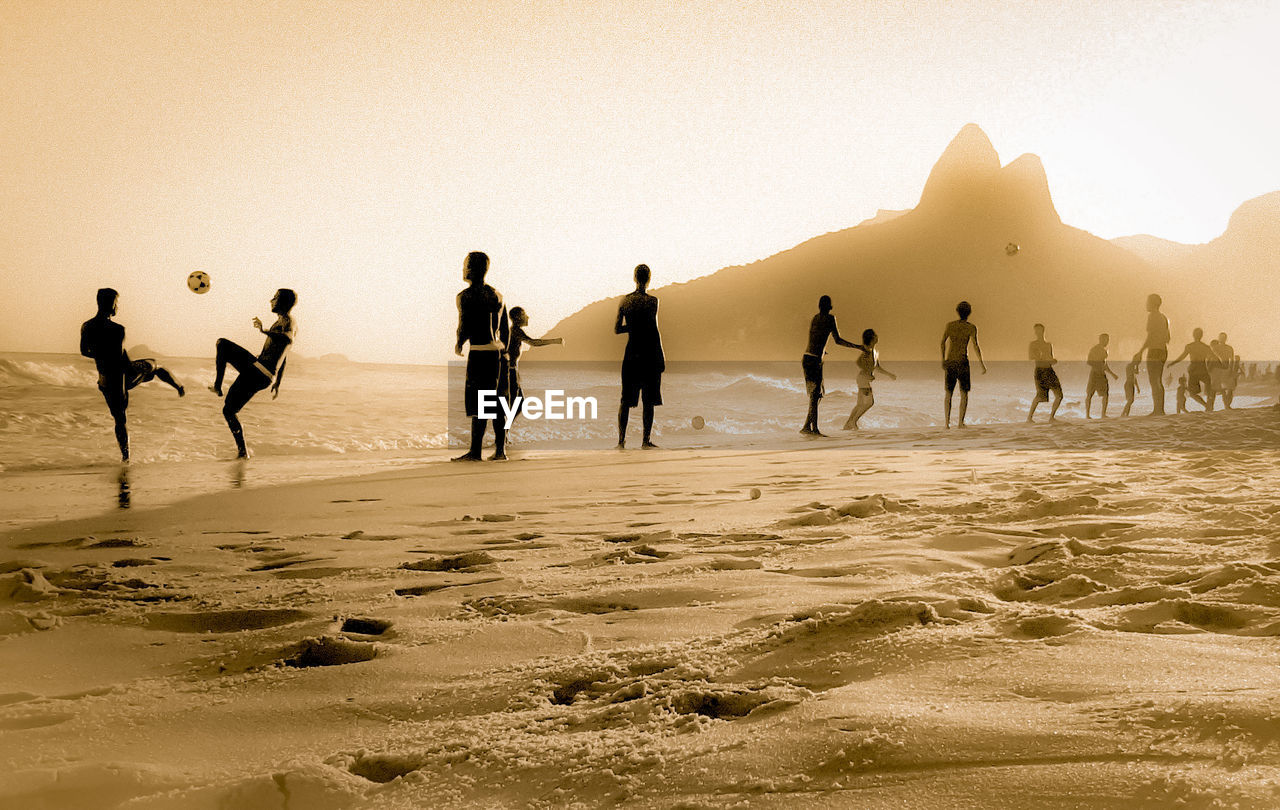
999;153;1060;224
917;125;1001;213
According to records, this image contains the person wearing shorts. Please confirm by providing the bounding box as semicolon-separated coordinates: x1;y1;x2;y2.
940;301;986;428
1169;327;1213;411
843;329;897;430
505;306;563;431
454;252;509;461
1085;333;1119;418
616;264;665;448
800;295;857;436
1133;294;1171;415
211;289;297;458
1028;323;1063;423
80;288;185;462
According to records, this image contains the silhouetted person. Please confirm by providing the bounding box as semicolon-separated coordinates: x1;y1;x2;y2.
1121;358;1141;416
1133;293;1170;415
211;288;297;458
80;288;184;461
1085;333;1119;419
940;301;986;428
1027;323;1063;423
506;306;563;430
454;252;509;461
1168;327;1212;411
1213;333;1238;409
616;264;664;448
801;295;857;436
843;328;896;430
1176;375;1188;413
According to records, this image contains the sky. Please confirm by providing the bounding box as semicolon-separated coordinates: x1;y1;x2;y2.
2;0;1278;364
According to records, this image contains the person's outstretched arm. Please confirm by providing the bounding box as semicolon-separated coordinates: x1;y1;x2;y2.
830;320;857;349
876;360;897;380
1106;362;1118;380
271;359;287;399
614;303;628;335
973;329;988;372
523;333;564;347
1168;345;1190;365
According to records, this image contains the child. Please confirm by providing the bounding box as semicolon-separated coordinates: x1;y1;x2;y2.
843;329;897;430
1121;358;1141;416
506;306;563;429
1176;375;1188;413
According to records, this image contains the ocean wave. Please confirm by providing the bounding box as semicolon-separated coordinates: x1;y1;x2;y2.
0;358;98;389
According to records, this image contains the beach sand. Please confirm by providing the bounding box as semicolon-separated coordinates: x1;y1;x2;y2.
4;408;1280;808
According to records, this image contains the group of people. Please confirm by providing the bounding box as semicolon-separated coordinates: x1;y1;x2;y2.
80;287;297;461
453;251;653;460
801;292;1245;433
83;265;1252;464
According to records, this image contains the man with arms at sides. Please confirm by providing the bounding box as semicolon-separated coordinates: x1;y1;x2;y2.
1213;332;1238;410
1085;333;1120;419
1167;327;1213;412
454;252;509;461
81;288;186;461
940;300;987;429
800;295;857;436
1027;323;1064;424
1132;293;1171;415
210;288;297;459
616;264;664;449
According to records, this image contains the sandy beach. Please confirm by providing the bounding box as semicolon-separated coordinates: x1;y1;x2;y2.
4;407;1280;808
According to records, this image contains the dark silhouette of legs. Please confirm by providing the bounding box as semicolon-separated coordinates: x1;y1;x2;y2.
642;402;656;448
1147;360;1166;415
222;375;263;458
212;338;256;396
154;366;184;396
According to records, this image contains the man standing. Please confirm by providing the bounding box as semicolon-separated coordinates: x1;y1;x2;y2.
80;288;185;461
454;252;509;461
800;295;857;436
1085;333;1120;419
1027;323;1063;423
1214;332;1238;410
616;264;664;449
1133;293;1171;415
940;301;987;429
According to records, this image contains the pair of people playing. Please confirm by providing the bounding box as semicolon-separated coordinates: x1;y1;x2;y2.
452;251;565;461
81;287;296;462
800;295;896;435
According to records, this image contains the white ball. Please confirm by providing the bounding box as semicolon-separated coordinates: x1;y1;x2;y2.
187;271;211;294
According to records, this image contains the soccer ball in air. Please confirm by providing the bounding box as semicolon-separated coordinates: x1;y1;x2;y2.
187;271;211;294
1005;242;1020;256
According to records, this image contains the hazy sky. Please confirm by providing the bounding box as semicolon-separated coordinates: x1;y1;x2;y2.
3;0;1277;363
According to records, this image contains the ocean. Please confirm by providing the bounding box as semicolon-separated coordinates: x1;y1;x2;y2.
2;351;1272;529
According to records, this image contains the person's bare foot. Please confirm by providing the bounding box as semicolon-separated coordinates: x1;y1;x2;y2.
641;441;658;449
616;441;626;450
208;385;223;397
176;384;185;397
489;452;508;461
452;452;483;462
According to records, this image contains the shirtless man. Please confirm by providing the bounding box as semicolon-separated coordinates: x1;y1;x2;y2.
616;264;664;449
1168;327;1213;411
80;288;184;461
211;288;297;458
940;301;987;429
454;252;509;461
1133;294;1171;415
1027;323;1063;423
1085;333;1120;419
800;295;857;435
1213;332;1237;410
